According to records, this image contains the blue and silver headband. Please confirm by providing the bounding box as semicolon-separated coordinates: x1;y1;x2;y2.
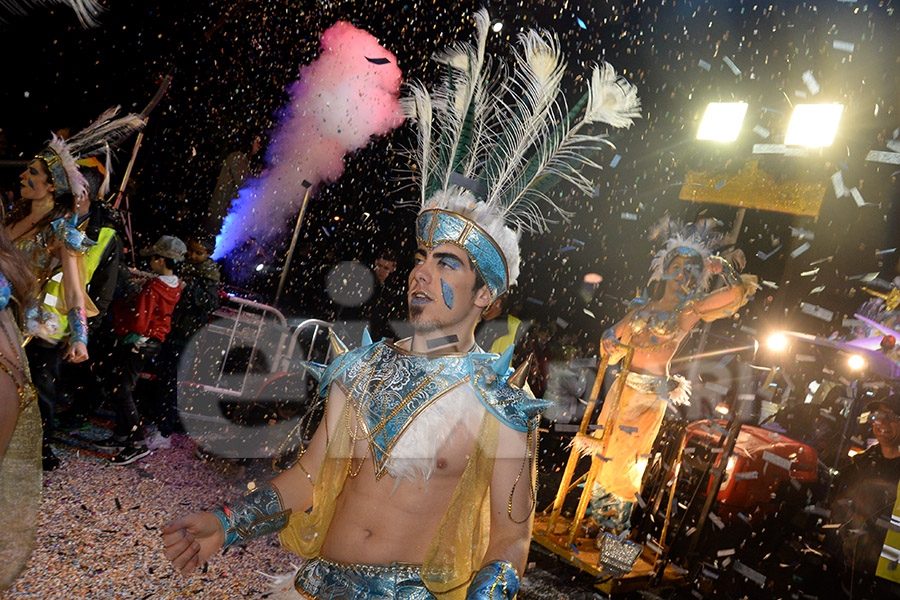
35;148;73;197
416;208;509;301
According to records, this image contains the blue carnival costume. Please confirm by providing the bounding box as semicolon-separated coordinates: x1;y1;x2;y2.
208;8;640;599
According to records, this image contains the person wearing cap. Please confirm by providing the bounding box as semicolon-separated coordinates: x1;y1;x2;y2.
832;392;900;596
149;231;222;449
92;235;185;465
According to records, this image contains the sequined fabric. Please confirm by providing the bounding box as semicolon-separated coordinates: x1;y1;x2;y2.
319;342;545;467
294;557;437;600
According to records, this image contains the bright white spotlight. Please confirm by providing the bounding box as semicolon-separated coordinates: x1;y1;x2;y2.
785;104;844;147
696;102;748;142
848;353;866;371
765;332;789;352
491;21;503;32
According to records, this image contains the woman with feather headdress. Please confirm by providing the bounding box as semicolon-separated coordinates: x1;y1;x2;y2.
4;107;143;469
577;218;757;533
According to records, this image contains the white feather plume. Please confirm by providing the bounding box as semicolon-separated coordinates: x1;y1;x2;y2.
586;62;642;128
0;0;104;27
403;8;640;287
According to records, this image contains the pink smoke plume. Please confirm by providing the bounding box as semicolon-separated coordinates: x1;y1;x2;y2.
214;21;404;259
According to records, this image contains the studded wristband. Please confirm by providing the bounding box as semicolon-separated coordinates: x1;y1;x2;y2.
210;484;291;547
465;560;519;600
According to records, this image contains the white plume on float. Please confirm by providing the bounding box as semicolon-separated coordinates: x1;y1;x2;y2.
214;21;405;260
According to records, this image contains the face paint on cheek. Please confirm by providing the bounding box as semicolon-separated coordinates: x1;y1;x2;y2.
441;279;454;309
27;179;34;190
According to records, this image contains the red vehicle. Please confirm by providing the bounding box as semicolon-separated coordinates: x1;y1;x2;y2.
684;421;819;523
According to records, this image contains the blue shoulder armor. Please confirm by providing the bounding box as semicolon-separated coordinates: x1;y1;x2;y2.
470;351;550;432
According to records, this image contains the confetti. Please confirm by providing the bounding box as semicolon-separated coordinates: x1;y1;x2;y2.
698;59;711;71
833;40;855;52
831;171;849;198
757;245;781;261
865;150;900;164
762;450;792;471
722;56;741;75
799;302;833;321
752;125;770;138
790;242;811;258
733;561;767;587
850;187;866;207
801;70;820;95
753;143;786;154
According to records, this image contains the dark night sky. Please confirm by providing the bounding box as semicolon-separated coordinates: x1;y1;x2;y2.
1;0;899;345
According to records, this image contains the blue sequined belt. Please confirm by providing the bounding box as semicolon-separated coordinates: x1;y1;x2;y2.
294;557;436;600
620;371;670;395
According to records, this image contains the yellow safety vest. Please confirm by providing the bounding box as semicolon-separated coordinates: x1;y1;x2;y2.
876;478;900;583
489;315;522;355
38;226;115;341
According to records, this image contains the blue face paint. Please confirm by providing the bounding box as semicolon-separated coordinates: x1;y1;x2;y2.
441;278;454;309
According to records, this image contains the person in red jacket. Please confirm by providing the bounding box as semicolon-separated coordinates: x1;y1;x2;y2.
93;235;185;465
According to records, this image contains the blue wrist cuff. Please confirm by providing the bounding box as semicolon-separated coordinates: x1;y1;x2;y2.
211;484;291;547
68;307;88;345
465;560;519;600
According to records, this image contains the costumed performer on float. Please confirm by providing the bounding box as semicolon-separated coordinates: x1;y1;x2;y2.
0;219;41;589
162;8;640;600
580;219;757;532
4;107;143;469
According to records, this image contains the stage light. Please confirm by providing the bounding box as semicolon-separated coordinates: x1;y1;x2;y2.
765;332;789;352
255;263;264;272
848;353;866;371
784;104;844;147
492;20;503;32
696;102;748;142
715;402;730;415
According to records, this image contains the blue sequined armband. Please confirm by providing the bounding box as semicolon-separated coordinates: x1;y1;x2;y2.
211;484;291;547
68;307;88;345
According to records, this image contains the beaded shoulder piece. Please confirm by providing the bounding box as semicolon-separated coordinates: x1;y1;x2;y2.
306;336;549;474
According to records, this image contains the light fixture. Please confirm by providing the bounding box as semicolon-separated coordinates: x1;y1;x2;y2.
848;353;866;371
784;104;844;147
696;102;748;142
491;20;503;32
765;332;789;352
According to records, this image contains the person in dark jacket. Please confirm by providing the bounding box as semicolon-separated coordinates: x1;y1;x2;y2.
93;235;185;465
56;163;124;421
149;231;222;448
832;392;900;597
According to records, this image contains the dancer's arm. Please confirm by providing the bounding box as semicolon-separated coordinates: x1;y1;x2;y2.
468;422;538;598
59;249;88;363
681;256;754;330
161;384;346;574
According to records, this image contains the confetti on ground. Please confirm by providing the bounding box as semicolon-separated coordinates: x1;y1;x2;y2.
1;435;295;600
